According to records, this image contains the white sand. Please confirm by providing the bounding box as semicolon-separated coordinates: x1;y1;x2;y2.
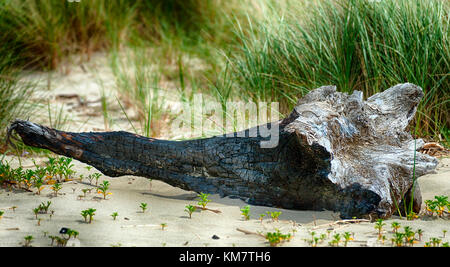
0;156;448;247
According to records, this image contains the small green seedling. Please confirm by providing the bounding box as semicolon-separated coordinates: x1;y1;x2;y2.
197;193;211;209
343;232;353;247
111;212;119;220
86;208;96;223
97;180;111;199
92;173;101;187
240;205;250;220
51;182;62;196
38;201;51;214
392;232;404;247
265;230;292;247
374;219;385;239
416;229;424;241
430;237;442;247
0;210;4;219
161;223;167;230
81;210;89;223
402;226;416;246
24;235;33;247
259;213;265;223
185;205;196;219
33;208;40;219
391;221;401;233
66;229;79;239
81;188;89;197
329;233;341;247
267;211;282;222
140;203;148;213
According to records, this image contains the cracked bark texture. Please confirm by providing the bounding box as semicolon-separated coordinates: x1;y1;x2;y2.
7;83;438;218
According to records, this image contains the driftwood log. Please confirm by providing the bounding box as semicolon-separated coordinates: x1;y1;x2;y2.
7;83;438;218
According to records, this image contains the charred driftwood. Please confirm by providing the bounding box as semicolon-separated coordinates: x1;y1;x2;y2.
7;83;438;218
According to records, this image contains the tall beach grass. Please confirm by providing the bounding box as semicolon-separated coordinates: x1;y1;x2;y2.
228;0;449;144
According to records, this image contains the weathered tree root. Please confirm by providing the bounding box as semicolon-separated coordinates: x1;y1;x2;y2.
6;83;438;218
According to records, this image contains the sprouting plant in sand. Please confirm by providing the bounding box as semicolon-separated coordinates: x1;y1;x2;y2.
406;211;419;220
402;226;417;246
305;231;321;247
425;195;449;218
81;208;96;223
442;242;449;247
33;170;45;195
416;229;423;241
430;237;442;247
55;157;75;182
51;182;62;196
97;180;111;199
66;229;79;239
0;210;4;219
23;169;34;190
391;232;404;247
33;207;40;219
38;201;52;214
264;230;292;247
342;232;353;247
442;229;447;238
161;223;167;230
111;212;119;220
391;221;401;233
81;188;89;198
329;233;341;247
140;203;148;213
81;210;89;223
240;205;250;220
92;173;101;187
259;213;265;223
86;174;95;185
197;193;211;209
374;219;385;239
185;204;196;219
266;211;282;222
23;235;33;247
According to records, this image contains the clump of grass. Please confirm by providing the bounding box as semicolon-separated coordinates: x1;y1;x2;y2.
229;0;449;144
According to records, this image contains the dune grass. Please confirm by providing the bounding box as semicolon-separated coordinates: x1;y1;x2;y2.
0;51;37;149
228;0;449;144
0;0;245;70
0;0;448;145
